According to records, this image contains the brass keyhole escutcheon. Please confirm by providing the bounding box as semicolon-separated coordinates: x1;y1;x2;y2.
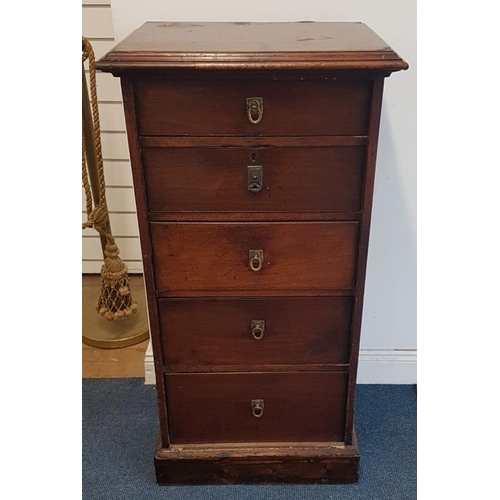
246;97;263;124
251;399;264;418
247;165;263;193
249;250;264;272
251;320;265;340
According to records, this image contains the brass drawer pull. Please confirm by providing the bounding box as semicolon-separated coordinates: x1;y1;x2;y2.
246;97;263;124
249;250;264;272
251;399;264;418
251;320;265;340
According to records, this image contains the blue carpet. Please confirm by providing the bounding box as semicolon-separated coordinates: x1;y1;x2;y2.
83;380;416;499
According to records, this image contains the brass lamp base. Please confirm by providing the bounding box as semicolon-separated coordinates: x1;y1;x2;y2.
82;275;149;349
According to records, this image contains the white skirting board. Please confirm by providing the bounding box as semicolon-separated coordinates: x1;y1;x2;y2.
356;348;417;384
143;342;416;385
144;340;155;386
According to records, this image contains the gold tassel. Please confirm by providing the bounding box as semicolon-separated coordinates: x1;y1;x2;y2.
82;36;138;322
96;241;138;321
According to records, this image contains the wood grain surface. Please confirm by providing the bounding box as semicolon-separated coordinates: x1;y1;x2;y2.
160;297;353;370
96;21;408;73
136;79;370;136
143;146;365;213
151;222;359;294
166;371;348;444
155;437;359;484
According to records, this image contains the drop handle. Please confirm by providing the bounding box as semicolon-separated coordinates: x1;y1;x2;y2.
251;320;265;340
251;399;264;418
246;97;263;124
249;250;264;272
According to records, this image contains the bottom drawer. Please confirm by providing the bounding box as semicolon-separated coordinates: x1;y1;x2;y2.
166;372;348;444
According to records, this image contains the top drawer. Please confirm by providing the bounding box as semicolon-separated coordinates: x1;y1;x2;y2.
135;80;371;136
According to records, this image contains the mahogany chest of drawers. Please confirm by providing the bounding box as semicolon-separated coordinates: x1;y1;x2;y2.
97;21;407;485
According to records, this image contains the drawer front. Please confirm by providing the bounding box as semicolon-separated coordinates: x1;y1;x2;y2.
166;372;348;444
151;222;358;293
160;297;353;371
136;80;371;136
144;146;365;214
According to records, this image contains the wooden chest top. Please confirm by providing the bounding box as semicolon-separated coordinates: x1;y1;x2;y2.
96;21;408;72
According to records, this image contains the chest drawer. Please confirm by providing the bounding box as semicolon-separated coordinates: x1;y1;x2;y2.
144;146;365;214
135;80;371;136
166;372;348;444
160;297;353;371
151;222;358;294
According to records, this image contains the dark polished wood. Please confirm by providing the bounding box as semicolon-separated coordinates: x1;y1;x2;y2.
160;297;353;370
144;146;365;213
344;78;385;445
96;21;408;73
120;78;170;447
148;211;362;223
136;79;371;136
141;135;367;147
155;438;359;485
97;21;408;485
150;222;358;293
156;288;355;299
166;372;348;444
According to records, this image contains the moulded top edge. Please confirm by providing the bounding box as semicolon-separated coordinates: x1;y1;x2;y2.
95;22;409;74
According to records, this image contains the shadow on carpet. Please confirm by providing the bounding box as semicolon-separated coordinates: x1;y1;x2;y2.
83;380;416;499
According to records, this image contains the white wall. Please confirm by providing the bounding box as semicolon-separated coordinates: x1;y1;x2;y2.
108;1;417;380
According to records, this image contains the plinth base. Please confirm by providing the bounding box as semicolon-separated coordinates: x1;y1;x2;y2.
154;432;359;485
